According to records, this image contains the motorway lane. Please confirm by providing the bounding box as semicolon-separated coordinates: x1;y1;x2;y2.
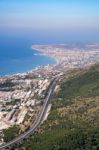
0;78;58;149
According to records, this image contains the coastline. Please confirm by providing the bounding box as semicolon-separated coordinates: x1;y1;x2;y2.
31;46;59;65
0;46;56;77
1;43;99;77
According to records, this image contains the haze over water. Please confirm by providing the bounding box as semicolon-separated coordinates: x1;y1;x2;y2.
0;0;99;75
0;35;56;76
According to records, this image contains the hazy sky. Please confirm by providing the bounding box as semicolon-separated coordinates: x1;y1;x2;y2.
0;0;99;42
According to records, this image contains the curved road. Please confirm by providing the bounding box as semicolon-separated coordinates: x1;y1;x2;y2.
0;78;59;149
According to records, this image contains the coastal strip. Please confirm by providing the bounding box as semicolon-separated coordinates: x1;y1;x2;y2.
31;45;60;65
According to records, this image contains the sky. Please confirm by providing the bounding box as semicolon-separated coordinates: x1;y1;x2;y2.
0;0;99;43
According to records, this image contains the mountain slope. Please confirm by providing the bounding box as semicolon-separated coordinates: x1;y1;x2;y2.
8;64;99;150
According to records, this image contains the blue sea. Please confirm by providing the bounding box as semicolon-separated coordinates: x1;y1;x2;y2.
0;36;55;76
1;28;98;76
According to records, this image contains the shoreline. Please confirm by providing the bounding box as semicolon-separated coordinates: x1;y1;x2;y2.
1;43;99;77
0;47;56;77
31;46;60;65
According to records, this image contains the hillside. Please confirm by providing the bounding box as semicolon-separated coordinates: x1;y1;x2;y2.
8;64;99;150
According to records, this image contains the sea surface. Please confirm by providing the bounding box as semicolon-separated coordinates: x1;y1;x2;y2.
0;37;55;76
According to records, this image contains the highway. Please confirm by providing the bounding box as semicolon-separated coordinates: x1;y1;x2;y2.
0;77;59;149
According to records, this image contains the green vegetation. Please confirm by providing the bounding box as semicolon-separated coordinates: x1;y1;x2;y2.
19;126;99;150
58;69;99;100
6;99;21;106
3;125;20;143
5;64;99;150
